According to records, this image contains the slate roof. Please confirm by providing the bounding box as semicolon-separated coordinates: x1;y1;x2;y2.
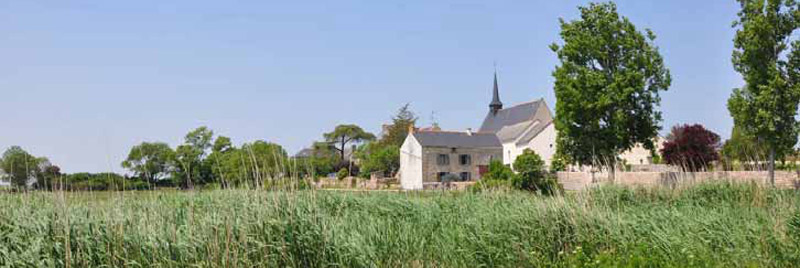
479;99;552;143
479;100;542;133
413;131;501;148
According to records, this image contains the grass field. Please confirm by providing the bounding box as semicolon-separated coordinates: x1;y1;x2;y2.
1;182;800;267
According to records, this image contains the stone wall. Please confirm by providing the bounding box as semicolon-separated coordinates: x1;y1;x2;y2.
421;147;502;183
557;170;800;190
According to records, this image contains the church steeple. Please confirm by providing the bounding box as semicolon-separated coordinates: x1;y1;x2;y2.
489;70;503;115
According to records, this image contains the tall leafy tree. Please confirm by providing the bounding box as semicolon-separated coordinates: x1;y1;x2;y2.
727;0;800;184
355;104;417;178
185;126;214;157
33;159;61;190
323;124;376;162
356;143;400;178
242;140;288;181
173;144;202;188
208;135;235;187
121;142;174;185
551;2;671;180
172;126;215;188
296;141;338;179
0;146;41;188
721;125;767;169
380;103;418;147
212;136;233;153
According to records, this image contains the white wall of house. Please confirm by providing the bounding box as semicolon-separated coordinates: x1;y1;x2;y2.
502;123;557;169
619;137;665;166
526;123;557;166
399;134;423;190
501;142;522;166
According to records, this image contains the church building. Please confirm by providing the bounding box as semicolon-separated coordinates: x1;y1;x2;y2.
478;72;557;167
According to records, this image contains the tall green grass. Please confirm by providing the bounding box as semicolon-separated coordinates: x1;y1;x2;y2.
1;182;799;267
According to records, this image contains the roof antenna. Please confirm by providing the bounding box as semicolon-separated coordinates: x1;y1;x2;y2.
430;111;440;131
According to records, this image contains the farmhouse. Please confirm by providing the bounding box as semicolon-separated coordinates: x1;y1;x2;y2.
399;128;502;190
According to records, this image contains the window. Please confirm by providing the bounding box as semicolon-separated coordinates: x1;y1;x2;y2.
437;172;449;181
459;154;471;165
460;172;471;181
437;154;449;165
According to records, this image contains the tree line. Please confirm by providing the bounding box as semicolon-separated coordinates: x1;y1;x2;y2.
0;104;416;190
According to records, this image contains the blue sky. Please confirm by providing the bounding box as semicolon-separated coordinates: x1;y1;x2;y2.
0;0;742;173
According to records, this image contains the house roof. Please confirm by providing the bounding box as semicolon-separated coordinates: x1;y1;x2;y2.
479;99;552;143
413;131;501;148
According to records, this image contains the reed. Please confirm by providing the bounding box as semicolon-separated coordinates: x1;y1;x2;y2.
1;181;799;267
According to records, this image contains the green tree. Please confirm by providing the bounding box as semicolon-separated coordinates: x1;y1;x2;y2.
185;126;214;155
208;136;235;187
241;140;288;183
380;103;418;147
33;159;61;190
551;2;671;181
356;143;400;178
172;127;216;188
212;136;233;153
727;0;800;184
173;144;202;188
307;142;339;178
0;146;42;189
721;126;767;170
323;124;376;163
121;142;174;186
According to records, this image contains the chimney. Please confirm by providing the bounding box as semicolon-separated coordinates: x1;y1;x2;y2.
408;124;414;135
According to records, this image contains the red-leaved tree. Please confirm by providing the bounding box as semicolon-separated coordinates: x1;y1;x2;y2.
660;124;721;172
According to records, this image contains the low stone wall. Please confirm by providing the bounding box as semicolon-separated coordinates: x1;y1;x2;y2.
557;171;800;191
422;181;476;190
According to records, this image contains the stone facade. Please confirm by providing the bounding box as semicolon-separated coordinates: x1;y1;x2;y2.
420;147;502;184
400;130;503;190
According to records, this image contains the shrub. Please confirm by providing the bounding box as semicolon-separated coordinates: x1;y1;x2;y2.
336;168;349;180
660;124;721;172
512;149;560;195
483;160;513;181
469;177;511;192
550;155;567;172
470;160;513;192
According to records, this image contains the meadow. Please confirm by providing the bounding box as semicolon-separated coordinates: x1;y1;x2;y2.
1;182;800;267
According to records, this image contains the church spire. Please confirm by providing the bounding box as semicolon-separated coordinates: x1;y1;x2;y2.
489;69;503;115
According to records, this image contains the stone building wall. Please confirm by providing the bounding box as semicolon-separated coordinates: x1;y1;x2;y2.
421;147;502;183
